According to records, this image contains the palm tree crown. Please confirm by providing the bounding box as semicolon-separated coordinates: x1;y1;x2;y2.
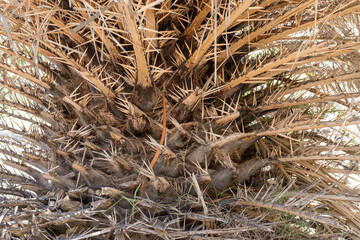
0;0;360;239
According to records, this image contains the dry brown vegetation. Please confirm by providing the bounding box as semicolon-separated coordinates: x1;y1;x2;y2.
0;0;360;239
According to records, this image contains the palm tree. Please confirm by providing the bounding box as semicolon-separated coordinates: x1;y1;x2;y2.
0;0;360;238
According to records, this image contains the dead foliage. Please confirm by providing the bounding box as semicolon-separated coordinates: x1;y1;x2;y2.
0;0;359;239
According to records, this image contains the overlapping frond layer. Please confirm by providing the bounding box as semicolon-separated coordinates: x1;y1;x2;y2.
0;0;360;239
